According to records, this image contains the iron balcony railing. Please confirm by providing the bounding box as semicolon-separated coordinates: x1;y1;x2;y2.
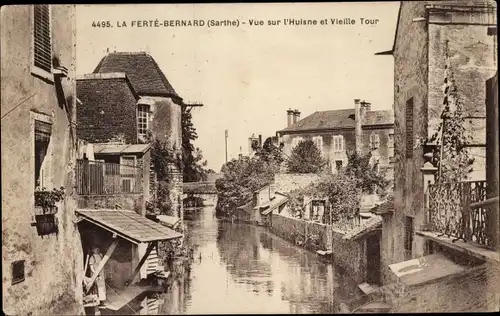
427;180;498;249
76;159;143;195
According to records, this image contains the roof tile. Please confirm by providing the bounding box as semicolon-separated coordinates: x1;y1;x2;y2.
93;52;180;98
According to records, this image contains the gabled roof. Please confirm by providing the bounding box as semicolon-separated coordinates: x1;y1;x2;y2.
277;109;394;133
93;52;181;99
342;216;382;241
93;143;152;155
370;196;394;216
76;209;182;244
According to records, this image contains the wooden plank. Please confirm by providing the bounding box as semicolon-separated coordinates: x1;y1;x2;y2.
85;239;119;294
127;242;156;287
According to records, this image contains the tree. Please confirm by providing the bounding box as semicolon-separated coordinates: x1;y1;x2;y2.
182;106;210;182
215;156;274;218
344;151;390;196
253;137;284;173
286;139;325;173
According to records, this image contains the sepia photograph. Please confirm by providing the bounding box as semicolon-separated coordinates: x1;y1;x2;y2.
1;1;499;315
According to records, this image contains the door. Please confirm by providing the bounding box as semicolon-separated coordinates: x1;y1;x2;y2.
366;234;381;285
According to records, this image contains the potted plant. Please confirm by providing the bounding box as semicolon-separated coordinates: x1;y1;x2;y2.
35;186;65;214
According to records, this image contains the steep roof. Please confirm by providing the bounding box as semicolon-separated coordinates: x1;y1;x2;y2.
93;52;181;99
277;109;394;133
342;216;382;241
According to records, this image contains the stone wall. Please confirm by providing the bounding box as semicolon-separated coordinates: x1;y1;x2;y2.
77;194;145;215
373;262;499;312
1;5;84;315
330;229;367;284
269;213;368;284
273;173;320;193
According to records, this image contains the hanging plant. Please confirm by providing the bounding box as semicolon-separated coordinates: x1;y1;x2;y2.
415;40;474;184
35;186;65;209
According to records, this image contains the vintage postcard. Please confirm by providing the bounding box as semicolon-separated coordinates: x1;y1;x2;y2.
1;2;499;315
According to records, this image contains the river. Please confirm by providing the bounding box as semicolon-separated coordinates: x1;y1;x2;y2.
156;206;364;314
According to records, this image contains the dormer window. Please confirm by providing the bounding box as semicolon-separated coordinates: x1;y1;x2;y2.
137;104;150;138
32;5;53;81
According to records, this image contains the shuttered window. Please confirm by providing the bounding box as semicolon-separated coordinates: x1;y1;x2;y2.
404;216;414;252
33;5;52;73
35;120;52;188
405;98;414;158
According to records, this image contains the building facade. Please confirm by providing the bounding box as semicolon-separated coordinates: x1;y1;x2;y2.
77;52;184;219
1;5;84;315
375;0;497;283
276;100;394;179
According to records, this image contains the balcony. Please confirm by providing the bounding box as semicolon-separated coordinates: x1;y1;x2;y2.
76;159;143;196
424;180;498;251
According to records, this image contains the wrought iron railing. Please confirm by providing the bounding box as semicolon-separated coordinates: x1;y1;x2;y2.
427;180;498;248
76;159;143;195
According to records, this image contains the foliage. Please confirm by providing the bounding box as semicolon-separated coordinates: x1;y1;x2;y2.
252;137;285;173
286;139;326;173
287;189;307;219
215;156;275;217
416;45;474;183
35;186;65;208
182;106;211;182
344;151;390;196
146;134;182;217
314;172;361;221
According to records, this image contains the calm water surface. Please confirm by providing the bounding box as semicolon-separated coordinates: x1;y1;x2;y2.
158;206;363;314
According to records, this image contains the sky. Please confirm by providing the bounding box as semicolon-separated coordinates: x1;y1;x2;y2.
76;2;399;172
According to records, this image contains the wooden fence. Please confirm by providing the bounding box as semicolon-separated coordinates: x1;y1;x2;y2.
76;159;143;195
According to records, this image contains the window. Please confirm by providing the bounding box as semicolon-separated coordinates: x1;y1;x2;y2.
313;136;323;152
332;135;344;152
12;260;25;285
291;137;303;149
35;120;52;189
137;104;150;138
335;160;343;171
404;216;414;257
33;5;52;73
406;98;414;158
370;133;380;150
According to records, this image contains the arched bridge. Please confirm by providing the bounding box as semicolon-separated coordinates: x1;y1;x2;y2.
182;181;218;206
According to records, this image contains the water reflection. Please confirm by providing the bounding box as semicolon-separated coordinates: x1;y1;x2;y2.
156;206;362;314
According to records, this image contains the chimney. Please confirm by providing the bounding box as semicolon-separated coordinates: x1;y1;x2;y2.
287;108;294;127
293;109;301;124
258;134;262;147
362;101;371;112
354;99;363;154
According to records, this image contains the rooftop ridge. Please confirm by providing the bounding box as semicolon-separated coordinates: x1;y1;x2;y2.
76;72;127;80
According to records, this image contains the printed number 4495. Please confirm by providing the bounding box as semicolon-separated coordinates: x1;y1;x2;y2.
92;21;112;28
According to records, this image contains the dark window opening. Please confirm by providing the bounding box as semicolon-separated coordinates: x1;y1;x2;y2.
406;98;414;158
33;5;52;72
12;260;25;285
335;160;343;171
34;120;52;189
404;216;414;257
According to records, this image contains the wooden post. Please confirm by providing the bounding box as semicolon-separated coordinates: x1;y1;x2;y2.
85;238;119;294
127;241;156;288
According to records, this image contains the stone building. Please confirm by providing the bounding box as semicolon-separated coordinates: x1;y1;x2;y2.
76;52;184;219
369;1;498;312
1;5;84;315
276;101;394;182
375;0;497;280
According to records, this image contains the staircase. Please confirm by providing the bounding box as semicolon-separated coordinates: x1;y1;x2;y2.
146;248;162;275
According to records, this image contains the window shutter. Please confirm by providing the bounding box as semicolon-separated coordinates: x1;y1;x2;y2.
35;120;52;142
33;5;52;72
406;98;414;158
404;216;414;251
